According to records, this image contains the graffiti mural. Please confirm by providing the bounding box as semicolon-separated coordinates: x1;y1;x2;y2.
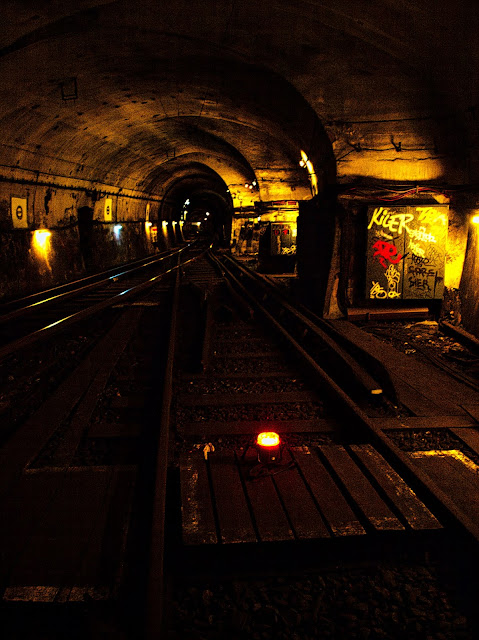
366;204;447;300
372;240;403;268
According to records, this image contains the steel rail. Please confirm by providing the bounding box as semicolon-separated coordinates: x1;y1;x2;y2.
213;252;479;547
212;252;385;399
0;246;196;363
255;269;399;403
0;246;192;325
145;244;214;638
146;256;180;640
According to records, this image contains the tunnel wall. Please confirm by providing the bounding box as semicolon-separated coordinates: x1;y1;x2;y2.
459;208;479;336
0;180;160;301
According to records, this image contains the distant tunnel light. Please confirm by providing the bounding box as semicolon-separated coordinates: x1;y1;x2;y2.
146;221;153;227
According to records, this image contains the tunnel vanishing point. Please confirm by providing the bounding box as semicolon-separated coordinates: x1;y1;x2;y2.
1;0;479;335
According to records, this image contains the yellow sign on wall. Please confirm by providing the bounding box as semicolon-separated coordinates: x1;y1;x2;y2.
104;198;113;222
11;197;28;228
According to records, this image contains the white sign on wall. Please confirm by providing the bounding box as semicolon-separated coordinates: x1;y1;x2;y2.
104;198;113;222
11;197;28;228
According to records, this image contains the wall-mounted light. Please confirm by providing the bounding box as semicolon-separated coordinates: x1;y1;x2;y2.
299;150;318;196
33;229;51;249
32;229;52;264
472;214;479;224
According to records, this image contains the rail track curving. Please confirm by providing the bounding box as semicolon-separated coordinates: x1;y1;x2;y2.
1;246;479;638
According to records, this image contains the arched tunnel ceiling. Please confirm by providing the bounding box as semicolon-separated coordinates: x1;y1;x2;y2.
0;0;477;204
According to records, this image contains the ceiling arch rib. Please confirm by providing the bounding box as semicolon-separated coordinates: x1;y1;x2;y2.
0;17;335;206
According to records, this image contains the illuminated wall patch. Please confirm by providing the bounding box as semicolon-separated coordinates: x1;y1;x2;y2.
32;229;53;271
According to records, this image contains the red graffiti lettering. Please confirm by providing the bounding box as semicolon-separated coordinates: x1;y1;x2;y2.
372;240;403;269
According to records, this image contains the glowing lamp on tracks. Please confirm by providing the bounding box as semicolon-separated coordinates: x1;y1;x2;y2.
256;431;282;464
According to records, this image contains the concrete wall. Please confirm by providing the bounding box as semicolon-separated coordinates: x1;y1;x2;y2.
0;181;160;301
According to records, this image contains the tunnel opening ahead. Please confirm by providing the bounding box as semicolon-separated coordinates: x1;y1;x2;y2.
159;168;234;248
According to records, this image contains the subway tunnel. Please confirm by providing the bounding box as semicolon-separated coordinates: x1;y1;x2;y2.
0;1;478;334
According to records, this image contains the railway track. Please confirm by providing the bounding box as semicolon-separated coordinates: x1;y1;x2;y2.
0;244;212;637
0;245;192;361
1;246;478;638
158;251;479;639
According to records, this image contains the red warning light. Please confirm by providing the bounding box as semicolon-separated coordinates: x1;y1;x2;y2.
257;432;280;447
256;431;282;464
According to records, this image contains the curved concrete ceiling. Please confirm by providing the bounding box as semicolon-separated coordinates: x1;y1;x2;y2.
0;0;476;205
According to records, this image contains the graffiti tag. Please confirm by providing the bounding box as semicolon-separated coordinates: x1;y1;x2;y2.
367;207;414;235
410;252;431;266
385;264;401;298
372;240;403;269
370;281;387;299
416;207;448;226
408;240;425;257
408;266;435;278
370;266;401;299
407;226;436;243
408;277;432;293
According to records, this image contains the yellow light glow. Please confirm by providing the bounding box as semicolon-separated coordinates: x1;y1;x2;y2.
146;221;153;227
32;229;53;270
410;450;479;473
472;215;479;224
257;432;280;447
299;150;318;196
162;221;168;227
33;229;51;250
